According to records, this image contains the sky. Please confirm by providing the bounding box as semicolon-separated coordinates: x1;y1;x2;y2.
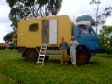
0;0;13;42
0;0;112;42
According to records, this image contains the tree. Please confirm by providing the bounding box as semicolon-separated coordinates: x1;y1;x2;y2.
3;31;16;42
90;0;112;34
99;26;112;53
6;0;62;29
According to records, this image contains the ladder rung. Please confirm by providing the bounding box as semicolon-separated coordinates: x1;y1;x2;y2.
41;48;47;50
39;52;46;55
39;54;45;56
37;62;43;63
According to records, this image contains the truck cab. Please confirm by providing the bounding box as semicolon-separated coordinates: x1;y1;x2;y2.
73;15;100;64
74;24;100;55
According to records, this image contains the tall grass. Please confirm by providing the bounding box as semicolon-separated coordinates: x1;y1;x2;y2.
0;49;112;84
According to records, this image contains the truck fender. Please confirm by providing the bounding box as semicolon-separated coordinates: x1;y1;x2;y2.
22;48;39;57
77;44;89;53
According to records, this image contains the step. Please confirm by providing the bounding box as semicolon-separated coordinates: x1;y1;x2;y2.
39;54;46;56
41;48;47;50
38;58;44;60
40;51;46;54
37;61;43;64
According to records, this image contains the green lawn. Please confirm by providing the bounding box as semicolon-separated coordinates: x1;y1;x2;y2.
0;49;112;84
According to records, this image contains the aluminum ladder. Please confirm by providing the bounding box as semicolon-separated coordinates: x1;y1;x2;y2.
37;44;47;65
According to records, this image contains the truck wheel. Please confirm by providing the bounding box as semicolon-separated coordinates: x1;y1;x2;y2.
25;49;38;62
76;50;90;65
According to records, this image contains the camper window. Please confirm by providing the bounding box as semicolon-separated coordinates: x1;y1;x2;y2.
29;23;38;31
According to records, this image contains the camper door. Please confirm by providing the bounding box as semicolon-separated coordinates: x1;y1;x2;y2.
42;20;57;44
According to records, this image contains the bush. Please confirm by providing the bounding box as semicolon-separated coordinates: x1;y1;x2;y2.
99;26;112;53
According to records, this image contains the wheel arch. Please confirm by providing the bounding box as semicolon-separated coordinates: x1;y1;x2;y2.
77;44;90;55
22;48;39;57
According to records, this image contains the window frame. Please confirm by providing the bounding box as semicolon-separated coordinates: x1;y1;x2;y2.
79;25;93;35
29;23;38;31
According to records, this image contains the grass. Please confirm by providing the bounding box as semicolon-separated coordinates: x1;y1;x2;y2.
0;49;112;84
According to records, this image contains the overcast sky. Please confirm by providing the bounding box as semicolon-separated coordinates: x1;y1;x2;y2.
0;0;112;42
0;0;13;42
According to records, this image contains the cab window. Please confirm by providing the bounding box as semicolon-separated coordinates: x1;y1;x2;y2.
79;25;93;35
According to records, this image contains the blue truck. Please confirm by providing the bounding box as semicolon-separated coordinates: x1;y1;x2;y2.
16;15;100;65
73;15;100;64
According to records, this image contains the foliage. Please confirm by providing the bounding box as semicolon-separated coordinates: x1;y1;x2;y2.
6;0;62;29
99;26;112;53
3;31;16;42
0;50;112;84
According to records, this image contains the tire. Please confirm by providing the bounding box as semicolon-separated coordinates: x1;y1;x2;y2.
76;49;90;65
25;49;39;62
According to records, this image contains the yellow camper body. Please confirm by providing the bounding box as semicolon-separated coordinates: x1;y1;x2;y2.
17;15;72;48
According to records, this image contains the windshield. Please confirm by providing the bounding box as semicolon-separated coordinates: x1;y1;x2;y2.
79;25;94;35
